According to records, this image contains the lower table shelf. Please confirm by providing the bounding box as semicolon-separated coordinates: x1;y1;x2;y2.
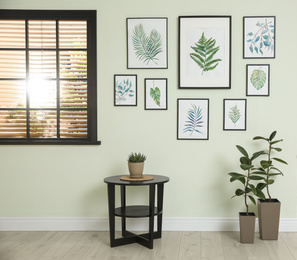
114;205;161;218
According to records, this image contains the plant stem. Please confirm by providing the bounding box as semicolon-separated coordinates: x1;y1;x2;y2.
245;192;248;215
245;168;250;215
267;142;272;202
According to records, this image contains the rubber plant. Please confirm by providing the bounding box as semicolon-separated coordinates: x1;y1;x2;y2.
252;131;288;201
228;145;266;215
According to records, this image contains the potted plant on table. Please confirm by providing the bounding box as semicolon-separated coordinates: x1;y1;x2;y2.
128;152;147;179
252;131;288;240
228;145;266;243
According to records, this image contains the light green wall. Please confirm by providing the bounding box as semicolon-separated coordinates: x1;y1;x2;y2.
0;0;296;219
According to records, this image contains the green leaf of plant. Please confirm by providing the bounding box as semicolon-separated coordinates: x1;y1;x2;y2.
270;139;283;145
251;150;266;161
235;189;245;196
249;175;265;180
240;164;254;171
150;87;161;106
256;183;267;190
253;136;269;141
236;145;249;158
272;147;282;152
250;68;266;90
228;172;246;178
248;196;256;205
269;131;277;141
249;184;257;194
190;32;222;75
240;156;249;165
260;160;272;169
270;167;283;174
255;189;266;200
272;157;288;165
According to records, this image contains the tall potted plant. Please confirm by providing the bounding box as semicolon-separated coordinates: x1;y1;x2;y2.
253;131;288;240
228;145;266;243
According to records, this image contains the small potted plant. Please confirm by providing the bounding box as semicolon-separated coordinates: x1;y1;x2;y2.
228;145;266;243
128;152;147;179
252;131;288;240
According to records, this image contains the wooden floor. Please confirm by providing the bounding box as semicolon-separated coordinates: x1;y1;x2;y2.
0;231;297;260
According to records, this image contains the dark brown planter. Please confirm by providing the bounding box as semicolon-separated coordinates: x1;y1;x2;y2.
239;212;255;243
258;199;281;240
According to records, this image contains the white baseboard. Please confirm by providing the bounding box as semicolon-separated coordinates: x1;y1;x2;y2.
0;217;297;232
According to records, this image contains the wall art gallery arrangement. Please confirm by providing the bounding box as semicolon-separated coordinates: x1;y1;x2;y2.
114;15;276;140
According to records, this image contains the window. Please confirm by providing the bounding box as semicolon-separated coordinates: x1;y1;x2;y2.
0;10;100;145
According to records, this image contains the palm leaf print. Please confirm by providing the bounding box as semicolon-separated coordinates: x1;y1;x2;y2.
183;104;204;136
228;104;241;126
132;24;163;65
190;32;222;75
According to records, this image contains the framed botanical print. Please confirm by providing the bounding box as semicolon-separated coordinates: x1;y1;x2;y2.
177;98;209;140
145;78;167;110
243;16;275;59
127;17;168;69
179;16;231;89
246;64;270;96
114;74;137;106
223;99;247;131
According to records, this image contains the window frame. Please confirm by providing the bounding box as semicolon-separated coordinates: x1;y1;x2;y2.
0;9;100;145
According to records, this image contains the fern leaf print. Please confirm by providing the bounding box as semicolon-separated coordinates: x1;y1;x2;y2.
228;104;241;126
190;32;222;75
183;104;204;136
132;24;163;65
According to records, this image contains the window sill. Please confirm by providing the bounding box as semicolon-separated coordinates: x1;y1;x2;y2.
0;139;101;145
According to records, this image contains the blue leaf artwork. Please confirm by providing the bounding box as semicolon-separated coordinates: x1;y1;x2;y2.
115;79;135;104
245;17;275;57
183;104;204;136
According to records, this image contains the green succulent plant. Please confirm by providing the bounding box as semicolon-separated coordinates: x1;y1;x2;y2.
128;152;147;163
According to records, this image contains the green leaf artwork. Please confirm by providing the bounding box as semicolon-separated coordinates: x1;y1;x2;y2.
132;24;163;65
190;32;222;75
250;68;266;90
228;104;241;126
150;86;161;106
183;104;203;136
246;19;275;55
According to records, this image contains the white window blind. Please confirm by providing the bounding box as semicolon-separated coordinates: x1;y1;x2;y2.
0;10;99;144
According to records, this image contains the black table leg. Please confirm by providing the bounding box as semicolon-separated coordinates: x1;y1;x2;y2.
120;185;126;237
107;183;115;247
148;184;156;249
157;183;164;238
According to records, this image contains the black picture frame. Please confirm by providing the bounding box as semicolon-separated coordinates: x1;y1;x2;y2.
127;17;168;69
246;64;270;96
178;16;231;89
223;99;247;131
243;16;276;59
177;98;209;140
114;74;137;106
144;78;168;110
